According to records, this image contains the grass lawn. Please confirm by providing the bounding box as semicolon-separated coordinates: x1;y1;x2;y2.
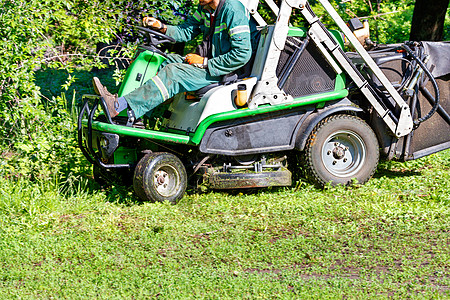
0;149;449;299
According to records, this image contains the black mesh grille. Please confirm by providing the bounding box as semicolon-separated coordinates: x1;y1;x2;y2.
276;37;336;98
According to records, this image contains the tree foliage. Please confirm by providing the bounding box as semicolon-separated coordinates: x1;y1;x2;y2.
298;0;417;44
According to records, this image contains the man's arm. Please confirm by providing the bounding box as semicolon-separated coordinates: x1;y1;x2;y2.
165;8;204;42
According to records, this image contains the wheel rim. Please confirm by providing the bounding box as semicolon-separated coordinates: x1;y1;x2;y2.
153;165;180;197
321;130;366;178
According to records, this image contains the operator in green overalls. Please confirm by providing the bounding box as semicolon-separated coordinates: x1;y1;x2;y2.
93;0;257;122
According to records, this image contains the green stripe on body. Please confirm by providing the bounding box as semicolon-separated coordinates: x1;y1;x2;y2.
193;11;201;22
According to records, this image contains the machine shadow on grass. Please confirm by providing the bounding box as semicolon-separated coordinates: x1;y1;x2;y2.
373;167;422;179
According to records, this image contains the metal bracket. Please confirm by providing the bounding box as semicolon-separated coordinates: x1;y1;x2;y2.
248;0;301;108
248;79;293;108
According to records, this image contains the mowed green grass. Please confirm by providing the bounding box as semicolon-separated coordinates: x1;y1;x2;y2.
0;150;449;299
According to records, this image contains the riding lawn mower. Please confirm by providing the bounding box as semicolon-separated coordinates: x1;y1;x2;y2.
78;0;450;204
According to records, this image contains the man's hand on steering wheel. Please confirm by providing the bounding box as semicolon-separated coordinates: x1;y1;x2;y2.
135;25;176;57
143;17;167;34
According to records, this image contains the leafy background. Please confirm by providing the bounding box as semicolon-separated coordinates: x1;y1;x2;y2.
0;0;449;183
0;0;449;297
0;0;194;181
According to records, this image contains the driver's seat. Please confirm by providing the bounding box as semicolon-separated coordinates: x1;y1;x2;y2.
194;73;238;99
193;58;254;99
193;22;261;99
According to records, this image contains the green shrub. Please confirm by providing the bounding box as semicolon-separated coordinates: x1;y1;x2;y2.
0;0;194;181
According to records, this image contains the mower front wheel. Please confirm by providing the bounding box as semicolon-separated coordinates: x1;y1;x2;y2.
133;152;187;204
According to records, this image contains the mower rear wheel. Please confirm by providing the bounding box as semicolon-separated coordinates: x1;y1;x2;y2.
133;152;187;204
304;114;379;187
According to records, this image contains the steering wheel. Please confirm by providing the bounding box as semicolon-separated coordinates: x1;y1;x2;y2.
135;26;176;57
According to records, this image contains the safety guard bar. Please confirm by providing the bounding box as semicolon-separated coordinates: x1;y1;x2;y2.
77;94;133;169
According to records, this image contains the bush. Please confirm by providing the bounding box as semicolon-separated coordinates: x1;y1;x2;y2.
0;0;194;180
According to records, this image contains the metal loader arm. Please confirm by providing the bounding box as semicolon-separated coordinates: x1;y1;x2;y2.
246;0;299;108
239;0;278;25
242;0;414;138
305;0;413;137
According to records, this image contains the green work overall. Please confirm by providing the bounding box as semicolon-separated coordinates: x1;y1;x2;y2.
124;0;253;118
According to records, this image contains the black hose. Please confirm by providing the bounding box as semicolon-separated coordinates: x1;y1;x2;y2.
346;45;399;55
402;44;440;125
376;57;414;92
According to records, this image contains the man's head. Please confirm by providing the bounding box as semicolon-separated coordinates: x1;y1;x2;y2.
199;0;220;9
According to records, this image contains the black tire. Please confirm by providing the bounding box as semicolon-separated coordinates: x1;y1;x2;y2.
133;152;187;204
304;114;379;187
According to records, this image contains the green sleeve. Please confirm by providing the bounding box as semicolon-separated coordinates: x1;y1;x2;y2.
165;7;203;43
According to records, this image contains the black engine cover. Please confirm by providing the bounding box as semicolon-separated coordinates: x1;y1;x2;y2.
199;108;311;156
